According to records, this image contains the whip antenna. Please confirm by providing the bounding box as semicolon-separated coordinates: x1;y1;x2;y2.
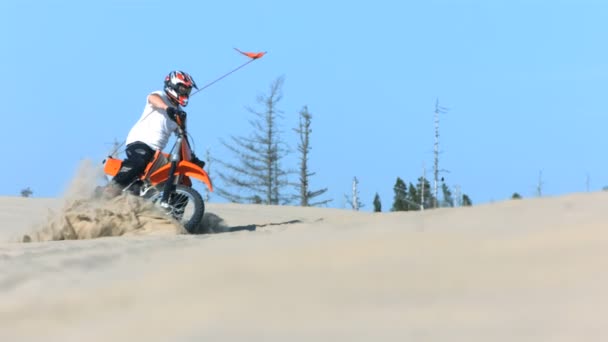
191;48;266;96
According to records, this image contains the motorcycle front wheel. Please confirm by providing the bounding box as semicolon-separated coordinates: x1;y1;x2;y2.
144;184;205;234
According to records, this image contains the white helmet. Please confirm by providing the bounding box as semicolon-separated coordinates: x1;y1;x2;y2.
164;70;198;107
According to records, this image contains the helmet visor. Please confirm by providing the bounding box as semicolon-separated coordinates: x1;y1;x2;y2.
176;84;192;97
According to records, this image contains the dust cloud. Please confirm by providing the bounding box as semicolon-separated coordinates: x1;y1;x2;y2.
23;160;186;242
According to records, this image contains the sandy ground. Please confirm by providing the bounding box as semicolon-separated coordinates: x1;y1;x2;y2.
2;190;608;341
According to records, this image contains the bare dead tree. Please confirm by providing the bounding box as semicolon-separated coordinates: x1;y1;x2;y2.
433;99;448;209
344;177;363;211
215;76;291;204
104;138;123;158
293;106;331;207
536;170;544;197
454;184;462;207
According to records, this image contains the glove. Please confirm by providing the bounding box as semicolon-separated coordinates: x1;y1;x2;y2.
177;110;187;122
191;154;206;169
166;107;187;125
166;107;177;121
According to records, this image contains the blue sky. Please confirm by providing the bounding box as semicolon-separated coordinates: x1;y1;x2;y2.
2;0;607;210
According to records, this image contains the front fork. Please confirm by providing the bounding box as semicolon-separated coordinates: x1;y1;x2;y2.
160;136;182;204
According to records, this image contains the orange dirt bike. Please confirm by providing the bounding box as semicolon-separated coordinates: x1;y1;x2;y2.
100;114;213;233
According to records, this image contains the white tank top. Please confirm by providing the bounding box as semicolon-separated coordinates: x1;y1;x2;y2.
126;91;178;151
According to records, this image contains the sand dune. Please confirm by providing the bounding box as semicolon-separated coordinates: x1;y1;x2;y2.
1;192;608;341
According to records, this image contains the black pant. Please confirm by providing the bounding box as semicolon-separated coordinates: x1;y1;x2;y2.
112;141;155;187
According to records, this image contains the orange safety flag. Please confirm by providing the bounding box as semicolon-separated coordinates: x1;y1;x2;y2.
234;48;266;60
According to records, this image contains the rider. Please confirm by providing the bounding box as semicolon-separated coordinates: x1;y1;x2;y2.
107;70;206;196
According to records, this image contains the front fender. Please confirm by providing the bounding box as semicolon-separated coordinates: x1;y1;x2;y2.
149;161;213;191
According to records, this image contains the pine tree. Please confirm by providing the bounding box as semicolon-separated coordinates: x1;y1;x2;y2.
215;76;290;204
441;181;454;207
373;193;382;212
462;194;473;206
293;106;330;206
407;182;420;211
391;177;407;211
20;187;33;198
